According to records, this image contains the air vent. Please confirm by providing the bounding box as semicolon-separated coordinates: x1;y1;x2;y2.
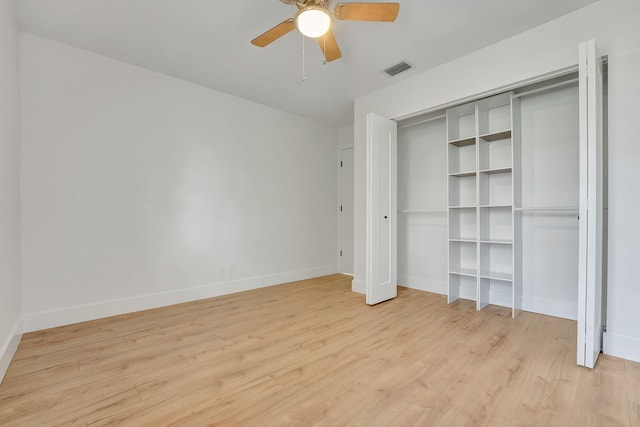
384;61;412;77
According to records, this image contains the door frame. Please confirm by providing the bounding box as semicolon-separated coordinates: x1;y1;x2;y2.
338;144;354;275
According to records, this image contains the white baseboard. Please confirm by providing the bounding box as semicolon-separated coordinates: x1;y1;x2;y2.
22;265;337;333
490;288;513;309
459;294;576;319
603;331;640;363
399;275;447;295
459;282;476;302
521;295;577;320
352;278;365;294
0;318;23;384
456;287;512;309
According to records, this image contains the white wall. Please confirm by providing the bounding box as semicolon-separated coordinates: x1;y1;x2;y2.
397;119;447;294
519;86;580;319
353;0;640;362
19;33;338;332
338;124;354;147
0;0;22;382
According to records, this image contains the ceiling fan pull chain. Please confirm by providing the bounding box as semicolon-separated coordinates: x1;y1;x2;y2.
323;34;327;65
302;34;306;82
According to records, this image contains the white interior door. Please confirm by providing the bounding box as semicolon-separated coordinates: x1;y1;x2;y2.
339;147;354;275
577;39;604;369
366;113;397;305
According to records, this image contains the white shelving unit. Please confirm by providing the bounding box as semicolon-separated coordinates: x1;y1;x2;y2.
446;92;521;316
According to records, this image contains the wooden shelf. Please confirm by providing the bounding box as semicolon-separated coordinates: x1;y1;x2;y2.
479;204;512;209
479;167;512;175
480;129;511;142
448;136;476;147
449;171;476;177
449;205;476;209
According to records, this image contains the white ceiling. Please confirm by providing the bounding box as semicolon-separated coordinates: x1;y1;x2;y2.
12;0;598;126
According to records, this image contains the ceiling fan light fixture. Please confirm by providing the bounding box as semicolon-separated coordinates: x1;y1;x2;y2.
295;6;332;38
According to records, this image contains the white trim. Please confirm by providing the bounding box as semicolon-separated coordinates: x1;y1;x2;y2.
457;286;513;310
22;265;337;333
397;114;446;129
399;275;447;295
337;144;354;274
521;295;578;321
392;65;579;123
392;279;576;320
351;278;365;294
603;331;640;363
0;318;23;384
512;77;579;99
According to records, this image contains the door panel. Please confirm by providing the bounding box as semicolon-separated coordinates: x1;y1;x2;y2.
577;39;604;369
366;113;397;305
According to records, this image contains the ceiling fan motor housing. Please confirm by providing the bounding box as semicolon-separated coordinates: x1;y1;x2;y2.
279;0;331;8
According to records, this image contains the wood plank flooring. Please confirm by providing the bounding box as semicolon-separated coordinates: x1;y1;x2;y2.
1;274;638;426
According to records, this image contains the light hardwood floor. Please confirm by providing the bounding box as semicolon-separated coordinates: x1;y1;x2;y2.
1;274;639;426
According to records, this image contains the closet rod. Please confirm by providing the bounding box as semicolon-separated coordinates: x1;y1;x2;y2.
398;209;447;214
515;206;578;211
397;114;446;129
513;78;579;99
514;206;579;213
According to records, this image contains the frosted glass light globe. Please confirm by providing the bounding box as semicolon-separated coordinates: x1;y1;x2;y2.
295;7;331;38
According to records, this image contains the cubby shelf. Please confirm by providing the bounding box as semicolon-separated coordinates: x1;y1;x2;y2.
449;268;477;277
480;130;512;142
448;136;476;147
479;167;512;175
479;271;513;281
447;92;520;316
448;171;476;177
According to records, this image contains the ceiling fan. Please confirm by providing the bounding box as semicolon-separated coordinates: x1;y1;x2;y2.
251;1;400;62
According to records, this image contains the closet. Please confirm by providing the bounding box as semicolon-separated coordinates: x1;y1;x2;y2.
369;40;604;368
397;76;582;321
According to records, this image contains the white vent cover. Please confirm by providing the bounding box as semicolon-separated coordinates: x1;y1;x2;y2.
384;61;412;77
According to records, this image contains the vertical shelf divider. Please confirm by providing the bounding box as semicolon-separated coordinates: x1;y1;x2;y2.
512;96;522;318
475;103;482;311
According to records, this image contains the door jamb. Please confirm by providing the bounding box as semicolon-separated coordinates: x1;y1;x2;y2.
338;144;354;275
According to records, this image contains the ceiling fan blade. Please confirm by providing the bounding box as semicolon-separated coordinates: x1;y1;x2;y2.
251;18;295;47
317;29;342;62
334;2;399;22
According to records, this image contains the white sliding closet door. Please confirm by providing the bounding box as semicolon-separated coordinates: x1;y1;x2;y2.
366;113;398;305
577;39;604;369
